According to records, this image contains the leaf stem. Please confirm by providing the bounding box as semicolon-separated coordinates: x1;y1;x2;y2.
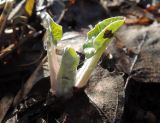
75;42;108;88
47;41;59;93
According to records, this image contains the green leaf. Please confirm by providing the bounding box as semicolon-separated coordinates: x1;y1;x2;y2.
50;20;62;43
83;16;125;58
56;47;80;96
44;12;62;45
75;17;125;88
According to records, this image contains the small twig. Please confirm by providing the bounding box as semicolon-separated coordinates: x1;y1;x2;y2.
13;56;47;106
0;30;43;60
129;33;147;74
8;0;25;20
17;51;44;67
56;9;67;24
124;32;147;89
113;73;125;123
0;43;15;59
0;0;14;36
0;95;14;123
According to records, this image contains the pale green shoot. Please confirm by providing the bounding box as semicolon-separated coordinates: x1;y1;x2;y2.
43;14;125;96
56;47;79;96
43;12;79;96
75;17;125;88
43;12;62;93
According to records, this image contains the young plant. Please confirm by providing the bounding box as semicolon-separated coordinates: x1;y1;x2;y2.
56;47;79;96
43;12;62;95
43;12;79;97
43;13;125;97
75;17;125;88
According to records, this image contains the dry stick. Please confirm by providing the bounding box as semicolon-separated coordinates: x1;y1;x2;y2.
112;33;147;122
56;9;67;24
110;33;147;123
12;10;67;106
124;32;147;89
0;0;27;59
0;95;14;123
0;43;15;59
0;0;14;36
0;31;42;60
114;74;125;123
13;56;47;106
8;0;26;20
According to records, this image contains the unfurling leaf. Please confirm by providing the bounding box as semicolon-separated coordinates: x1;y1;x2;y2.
75;17;125;88
50;21;62;43
57;47;79;96
43;12;62;45
42;12;62;94
83;16;125;58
